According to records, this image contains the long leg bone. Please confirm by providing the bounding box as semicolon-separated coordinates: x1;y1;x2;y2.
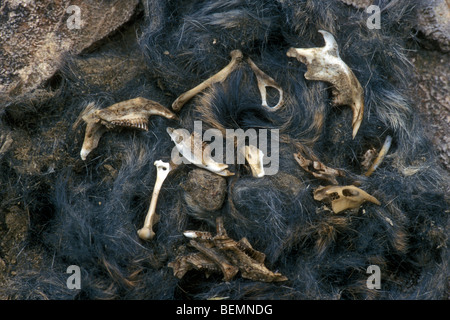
246;57;284;110
171;50;244;112
137;160;172;240
287;30;364;138
78;98;177;160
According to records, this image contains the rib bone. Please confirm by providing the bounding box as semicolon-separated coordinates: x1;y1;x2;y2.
78;98;176;160
137;160;172;240
172;50;244;112
287;30;364;138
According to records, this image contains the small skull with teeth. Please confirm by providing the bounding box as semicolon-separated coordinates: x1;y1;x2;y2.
314;185;381;214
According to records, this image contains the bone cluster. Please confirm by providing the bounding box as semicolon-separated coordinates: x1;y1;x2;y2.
77;31;382;248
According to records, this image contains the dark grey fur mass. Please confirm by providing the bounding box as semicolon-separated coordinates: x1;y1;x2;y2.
0;0;448;299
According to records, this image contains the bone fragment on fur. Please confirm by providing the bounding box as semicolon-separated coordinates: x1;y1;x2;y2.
294;153;344;185
313;185;381;214
172;50;244;112
78;98;176;160
189;239;240;282
172;50;284;112
170;217;287;282
361;148;377;171
364;135;392;177
287;30;364;138
243;145;265;178
246;57;284;110
168;252;221;280
137;160;172;240
167;127;234;176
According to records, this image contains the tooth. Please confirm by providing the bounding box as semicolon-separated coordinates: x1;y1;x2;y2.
183;231;198;239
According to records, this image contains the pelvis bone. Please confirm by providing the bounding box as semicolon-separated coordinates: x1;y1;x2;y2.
313;185;381;214
77;98;176;160
287;30;364;138
172;49;283;112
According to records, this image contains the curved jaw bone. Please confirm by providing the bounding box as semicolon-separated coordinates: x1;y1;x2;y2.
78;97;177;160
287;30;364;138
137;160;173;241
294;153;345;185
172;50;283;112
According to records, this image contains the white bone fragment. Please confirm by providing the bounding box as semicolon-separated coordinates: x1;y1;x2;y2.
137;160;172;240
243;145;265;178
167;127;234;177
287;30;364;138
183;231;198;239
364;135;392;177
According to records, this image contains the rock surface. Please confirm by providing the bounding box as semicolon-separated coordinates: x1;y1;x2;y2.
410;49;450;171
0;0;139;106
